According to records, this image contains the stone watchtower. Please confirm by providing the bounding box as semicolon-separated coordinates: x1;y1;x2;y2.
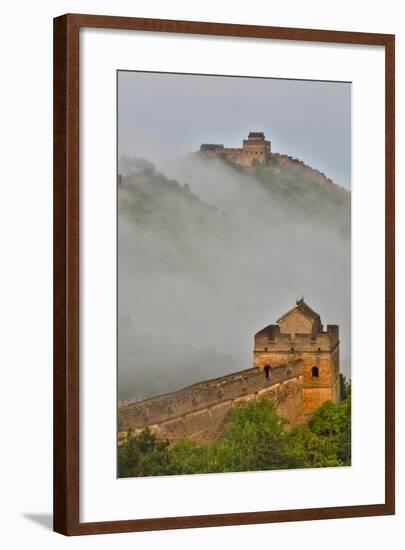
242;132;271;165
199;131;271;167
254;298;340;419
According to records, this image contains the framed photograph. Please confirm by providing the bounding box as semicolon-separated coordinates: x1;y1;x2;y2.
53;14;395;535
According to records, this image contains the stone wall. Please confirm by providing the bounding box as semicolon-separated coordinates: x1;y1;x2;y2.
254;324;340;419
118;360;303;443
198;132;271;168
278;309;321;335
301;346;340;417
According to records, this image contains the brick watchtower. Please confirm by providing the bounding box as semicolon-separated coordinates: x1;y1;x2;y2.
254;298;340;419
242;132;271;165
199;131;271;167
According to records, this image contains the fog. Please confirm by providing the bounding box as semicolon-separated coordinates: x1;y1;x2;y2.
118;71;351;189
118;155;351;401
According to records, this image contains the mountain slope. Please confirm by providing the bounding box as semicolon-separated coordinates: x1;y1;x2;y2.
117;155;351;402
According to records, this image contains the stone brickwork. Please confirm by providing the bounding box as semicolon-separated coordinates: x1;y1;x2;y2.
254;299;340;419
118;300;340;443
118;360;303;443
197;133;348;194
199;131;271;167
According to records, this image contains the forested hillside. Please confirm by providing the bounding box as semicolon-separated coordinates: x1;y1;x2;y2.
118;377;351;477
118;155;351;401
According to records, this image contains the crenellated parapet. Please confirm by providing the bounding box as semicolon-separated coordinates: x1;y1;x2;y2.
254;299;340;419
118;359;303;443
199;131;271;167
118;300;340;443
254;324;339;356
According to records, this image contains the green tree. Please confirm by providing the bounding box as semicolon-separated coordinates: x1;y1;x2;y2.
339;373;351;401
265;152;278;166
212;399;289;472
118;396;351;477
118;428;177;477
171;439;210;474
285;425;341;468
308;397;351;465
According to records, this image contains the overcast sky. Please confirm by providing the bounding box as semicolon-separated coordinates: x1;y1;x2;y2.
118;71;351;189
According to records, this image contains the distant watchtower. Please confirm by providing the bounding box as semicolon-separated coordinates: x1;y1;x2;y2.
242;132;271;165
199;131;271;167
254;298;340;419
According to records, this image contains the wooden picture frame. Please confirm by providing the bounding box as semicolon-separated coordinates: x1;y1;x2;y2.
53;13;395;536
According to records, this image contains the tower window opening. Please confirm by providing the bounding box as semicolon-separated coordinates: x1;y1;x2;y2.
311;366;319;378
264;365;271;379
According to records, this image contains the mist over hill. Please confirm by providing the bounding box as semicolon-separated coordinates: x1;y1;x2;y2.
118;155;351;402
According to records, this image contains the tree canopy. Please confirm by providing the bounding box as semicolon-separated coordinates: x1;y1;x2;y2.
118;391;351;478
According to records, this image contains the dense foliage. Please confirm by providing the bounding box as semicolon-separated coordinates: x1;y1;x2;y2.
118;386;351;477
204;152;350;236
252;160;350;237
119;160;219;248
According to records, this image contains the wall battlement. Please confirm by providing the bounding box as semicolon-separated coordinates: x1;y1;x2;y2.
118;360;303;443
196;133;346;194
118;300;340;443
199;131;271;167
254;324;339;352
254;299;340;418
